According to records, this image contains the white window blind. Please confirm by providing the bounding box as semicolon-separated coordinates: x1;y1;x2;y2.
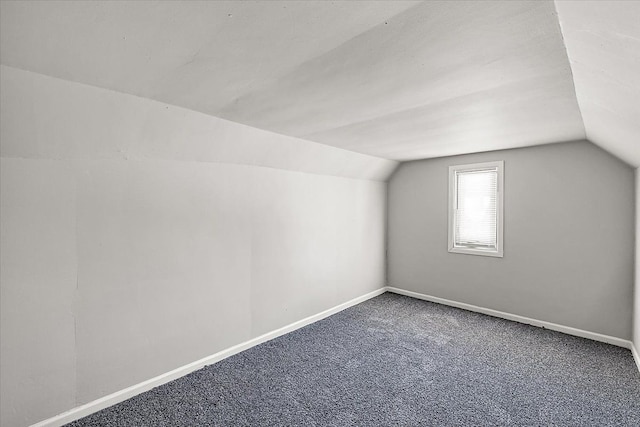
448;161;503;257
455;168;498;248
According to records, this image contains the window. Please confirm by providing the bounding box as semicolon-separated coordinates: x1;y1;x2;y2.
448;161;504;257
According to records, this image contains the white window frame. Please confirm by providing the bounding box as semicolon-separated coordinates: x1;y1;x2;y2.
448;161;504;258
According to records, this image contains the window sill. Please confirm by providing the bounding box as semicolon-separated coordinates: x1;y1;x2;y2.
448;246;503;258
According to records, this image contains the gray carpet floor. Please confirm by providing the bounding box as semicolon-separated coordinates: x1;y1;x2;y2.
67;292;640;426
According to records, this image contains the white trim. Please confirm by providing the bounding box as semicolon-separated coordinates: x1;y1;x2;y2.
30;288;387;427
386;286;633;349
28;286;638;427
632;342;640;374
448;160;504;258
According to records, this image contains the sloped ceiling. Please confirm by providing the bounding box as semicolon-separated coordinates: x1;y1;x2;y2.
555;1;640;167
0;1;637;165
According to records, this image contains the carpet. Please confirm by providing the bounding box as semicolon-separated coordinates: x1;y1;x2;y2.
67;292;640;426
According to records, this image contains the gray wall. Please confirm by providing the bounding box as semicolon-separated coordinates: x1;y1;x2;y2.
388;141;635;340
0;66;395;427
635;170;639;350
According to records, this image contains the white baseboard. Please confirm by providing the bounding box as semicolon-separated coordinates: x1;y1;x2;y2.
385;286;633;350
28;286;639;426
632;343;640;374
30;287;387;427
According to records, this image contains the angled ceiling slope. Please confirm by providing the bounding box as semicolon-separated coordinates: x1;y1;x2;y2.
555;0;640;167
0;1;636;165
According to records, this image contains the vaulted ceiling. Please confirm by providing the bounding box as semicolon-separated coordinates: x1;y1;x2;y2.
1;1;638;165
555;1;640;167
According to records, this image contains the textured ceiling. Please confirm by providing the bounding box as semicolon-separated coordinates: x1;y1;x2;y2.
0;1;637;165
555;1;640;167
